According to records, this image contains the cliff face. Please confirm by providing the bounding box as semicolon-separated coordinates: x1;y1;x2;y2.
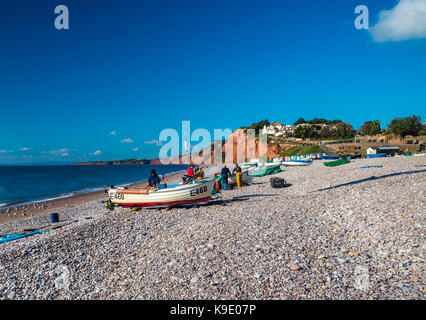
267;143;297;159
221;128;268;163
188;128;269;164
71;129;271;166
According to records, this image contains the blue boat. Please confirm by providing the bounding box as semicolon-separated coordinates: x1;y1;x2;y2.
291;159;313;163
321;155;340;160
0;231;45;244
365;153;387;158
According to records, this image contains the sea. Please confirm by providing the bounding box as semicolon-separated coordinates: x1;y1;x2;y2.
0;164;187;208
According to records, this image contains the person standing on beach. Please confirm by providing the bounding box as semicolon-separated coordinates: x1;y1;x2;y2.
148;169;161;187
232;164;243;188
221;165;232;184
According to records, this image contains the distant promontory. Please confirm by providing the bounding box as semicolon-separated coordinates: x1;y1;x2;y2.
70;158;164;166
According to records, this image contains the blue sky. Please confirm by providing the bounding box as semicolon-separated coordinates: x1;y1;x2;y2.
0;0;425;164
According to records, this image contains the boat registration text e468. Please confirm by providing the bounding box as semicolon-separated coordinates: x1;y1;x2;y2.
190;186;208;196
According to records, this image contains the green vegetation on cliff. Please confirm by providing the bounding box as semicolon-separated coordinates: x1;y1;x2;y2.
280;145;323;157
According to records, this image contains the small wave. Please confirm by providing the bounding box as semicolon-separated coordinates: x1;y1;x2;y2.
0;201;22;209
0;190;102;209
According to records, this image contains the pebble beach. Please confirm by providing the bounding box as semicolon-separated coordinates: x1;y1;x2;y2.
0;156;425;300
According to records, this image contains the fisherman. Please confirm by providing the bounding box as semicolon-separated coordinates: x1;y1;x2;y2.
187;164;194;177
220;165;232;184
195;166;204;181
193;164;200;175
148;169;161;187
232;163;243;188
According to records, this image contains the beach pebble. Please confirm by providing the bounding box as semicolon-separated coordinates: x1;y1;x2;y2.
0;157;424;299
290;265;301;271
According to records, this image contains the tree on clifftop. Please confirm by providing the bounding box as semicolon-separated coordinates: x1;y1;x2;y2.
249;119;270;131
294;122;355;139
360;120;381;136
387;115;422;137
334;122;356;139
293;125;317;139
294;118;306;125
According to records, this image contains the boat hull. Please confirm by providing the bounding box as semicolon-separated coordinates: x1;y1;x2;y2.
107;179;215;208
240;163;258;169
281;161;312;166
324;158;349;167
118;196;211;208
365;153;387;158
253;164;282;177
264;162;279;167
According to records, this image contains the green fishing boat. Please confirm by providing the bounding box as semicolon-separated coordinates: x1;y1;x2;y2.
253;164;282;177
324;157;349;167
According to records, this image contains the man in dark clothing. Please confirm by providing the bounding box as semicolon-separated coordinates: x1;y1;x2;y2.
193;164;199;173
148;169;161;187
221;165;232;184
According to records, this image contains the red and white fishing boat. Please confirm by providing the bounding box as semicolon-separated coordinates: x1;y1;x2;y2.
105;178;215;209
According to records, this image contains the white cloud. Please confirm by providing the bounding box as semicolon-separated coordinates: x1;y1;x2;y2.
121;138;134;143
89;150;102;156
144;139;163;146
0;147;30;153
132;147;139;151
110;131;117;135
370;0;426;42
49;148;72;157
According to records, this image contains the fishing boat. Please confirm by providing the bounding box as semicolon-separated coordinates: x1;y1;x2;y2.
240;162;258;169
324;157;349;167
282;156;314;161
365;153;387;158
349;153;362;159
254;161;287;170
240;158;262;169
253;164;282;177
281;160;312;166
263;161;283;168
228;170;254;185
291;159;312;163
105;178;215;209
320;155;340;160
